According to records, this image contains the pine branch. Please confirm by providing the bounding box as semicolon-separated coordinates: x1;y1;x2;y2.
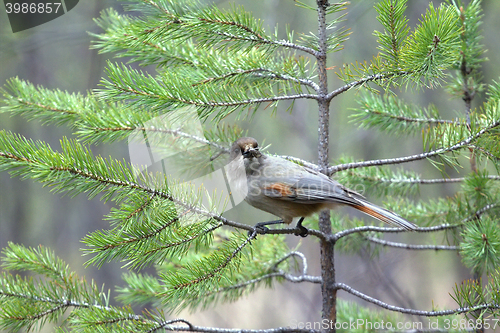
374;0;410;69
327;71;409;101
364;235;459;251
461;216;500;275
208;251;322;294
345;172;500;187
2;243;313;333
116;125;230;153
335;163;421;197
79;102;242;148
119;234;294;313
151;322;316;333
168;231;256;291
351;92;464;136
281;156;500;186
196;68;319;92
335;3;460;91
328;120;500;174
107;79;318;107
0;78;83;126
335;283;500;317
232;251;322;285
399;2;461;87
255;224;326;239
2;277;314;333
0;290;139;328
332;224;458;242
467;203;499;221
90;216;229;269
333;202;498;242
446;0;485;102
0;243;121;331
123;0;318;56
146;319;194;333
278;155;319;171
195;18;317;56
158;232;299;313
0;130;260;237
470;144;500;163
298;2;350;54
387;175;500;184
96;47;317;118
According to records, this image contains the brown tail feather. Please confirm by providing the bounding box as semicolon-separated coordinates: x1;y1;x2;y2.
351;202;417;231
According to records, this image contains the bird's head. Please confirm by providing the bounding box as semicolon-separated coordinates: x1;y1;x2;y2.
230;137;262;161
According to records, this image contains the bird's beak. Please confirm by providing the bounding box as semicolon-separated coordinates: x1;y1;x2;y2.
243;147;261;159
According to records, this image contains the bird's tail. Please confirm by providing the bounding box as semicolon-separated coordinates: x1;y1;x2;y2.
350;199;417;231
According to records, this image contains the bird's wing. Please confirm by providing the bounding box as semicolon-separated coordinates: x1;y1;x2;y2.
257;157;362;205
262;175;360;205
301;163;366;199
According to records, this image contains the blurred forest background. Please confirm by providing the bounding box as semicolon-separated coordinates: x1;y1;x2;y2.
1;0;500;331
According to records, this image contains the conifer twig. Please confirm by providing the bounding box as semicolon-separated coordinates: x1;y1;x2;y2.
333;203;498;242
196;68;319;91
326;71;410;101
197;19;318;56
2;290;316;333
147;319;194;333
170;230;257;290
115;83;319;105
334;283;500;317
363;235;459;251
160;323;317;333
332;224;458;241
279;155;320;171
0;292;143;321
204;251;321;297
328;121;500;174
280;158;500;184
467;203;499;221
469;144;500;162
254;225;327;241
13;99;79;115
359;111;461;126
381;175;500;184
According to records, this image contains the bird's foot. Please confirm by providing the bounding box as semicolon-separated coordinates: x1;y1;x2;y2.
294;225;309;237
248;220;284;237
294;217;308;237
253;222;270;234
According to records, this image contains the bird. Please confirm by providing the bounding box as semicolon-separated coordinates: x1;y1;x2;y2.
226;137;417;236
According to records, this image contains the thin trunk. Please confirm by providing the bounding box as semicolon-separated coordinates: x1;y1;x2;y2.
461;36;483;333
316;1;336;332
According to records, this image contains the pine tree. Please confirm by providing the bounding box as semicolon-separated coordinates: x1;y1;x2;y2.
1;0;499;332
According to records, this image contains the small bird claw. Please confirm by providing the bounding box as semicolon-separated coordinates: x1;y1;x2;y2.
294;225;309;237
255;223;270;234
293;217;308;237
248;223;269;238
